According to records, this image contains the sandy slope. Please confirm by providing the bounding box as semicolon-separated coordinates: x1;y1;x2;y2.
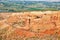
0;11;60;40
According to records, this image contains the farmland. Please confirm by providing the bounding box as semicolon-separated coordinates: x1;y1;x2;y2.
0;1;60;12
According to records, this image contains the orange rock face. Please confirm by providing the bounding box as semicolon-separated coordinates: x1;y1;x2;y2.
0;11;60;39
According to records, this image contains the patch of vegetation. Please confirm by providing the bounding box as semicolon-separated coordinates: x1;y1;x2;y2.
0;1;60;12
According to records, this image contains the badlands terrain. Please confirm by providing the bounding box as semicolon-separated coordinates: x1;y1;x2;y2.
0;11;60;40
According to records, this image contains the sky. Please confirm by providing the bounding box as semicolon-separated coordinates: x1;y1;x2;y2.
2;0;60;2
10;0;60;2
24;0;60;2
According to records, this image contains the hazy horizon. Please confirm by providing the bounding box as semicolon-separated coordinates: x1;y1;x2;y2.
1;0;60;2
23;0;60;2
